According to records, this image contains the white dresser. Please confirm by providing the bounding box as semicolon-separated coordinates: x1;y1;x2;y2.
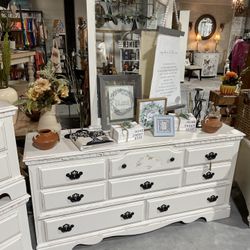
0;101;32;250
194;52;220;77
23;125;244;250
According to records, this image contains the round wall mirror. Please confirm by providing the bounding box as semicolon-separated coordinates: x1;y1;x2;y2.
195;14;216;40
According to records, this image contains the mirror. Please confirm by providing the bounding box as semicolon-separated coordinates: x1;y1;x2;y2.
195;14;216;40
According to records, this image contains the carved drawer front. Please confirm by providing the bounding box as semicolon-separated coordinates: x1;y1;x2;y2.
147;186;227;219
184;162;231;186
109;170;181;198
0;153;10;182
44;201;144;241
1;238;22;250
109;147;184;178
41;183;106;211
185;143;235;166
0;213;20;244
38;159;106;189
0;120;6;151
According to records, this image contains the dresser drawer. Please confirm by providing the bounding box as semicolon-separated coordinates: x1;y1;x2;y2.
185;143;235;166
147;186;227;219
0;152;10;182
41;183;106;211
109;147;183;178
1;238;22;250
38;159;106;188
0;120;7;151
44;201;144;241
109;170;181;198
0;213;20;244
184;163;231;186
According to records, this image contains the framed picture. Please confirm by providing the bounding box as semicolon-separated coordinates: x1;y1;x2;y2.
136;98;167;130
153;115;175;137
98;74;142;130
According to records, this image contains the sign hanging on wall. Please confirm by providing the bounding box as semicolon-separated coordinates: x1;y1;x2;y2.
149;27;184;108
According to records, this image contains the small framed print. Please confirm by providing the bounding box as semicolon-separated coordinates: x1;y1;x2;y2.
153;115;175;137
136;98;167;130
98;74;142;130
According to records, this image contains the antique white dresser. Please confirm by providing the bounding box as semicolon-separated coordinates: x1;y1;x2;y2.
193;52;220;77
0;101;32;250
23;125;244;250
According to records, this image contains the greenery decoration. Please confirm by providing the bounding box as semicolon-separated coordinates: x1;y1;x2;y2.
0;32;11;89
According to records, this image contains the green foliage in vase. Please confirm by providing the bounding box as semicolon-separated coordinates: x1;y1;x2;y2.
0;33;11;89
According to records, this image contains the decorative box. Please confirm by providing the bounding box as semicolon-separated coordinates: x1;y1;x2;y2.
111;122;144;143
171;113;197;132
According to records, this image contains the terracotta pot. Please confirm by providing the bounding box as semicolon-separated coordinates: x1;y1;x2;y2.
32;129;59;150
201;117;222;133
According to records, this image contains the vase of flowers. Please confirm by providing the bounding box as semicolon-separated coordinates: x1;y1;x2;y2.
220;71;241;95
17;62;69;132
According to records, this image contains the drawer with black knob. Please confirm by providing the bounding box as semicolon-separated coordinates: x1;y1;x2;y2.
109;170;181;198
38;159;106;189
185;142;235;166
43;201;144;241
109;147;184;178
40;183;106;211
147;186;227;219
183;162;231;186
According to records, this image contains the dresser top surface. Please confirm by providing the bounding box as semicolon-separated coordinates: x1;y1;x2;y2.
23;125;244;164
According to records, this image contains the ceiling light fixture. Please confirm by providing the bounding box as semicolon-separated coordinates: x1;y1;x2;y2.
232;0;245;15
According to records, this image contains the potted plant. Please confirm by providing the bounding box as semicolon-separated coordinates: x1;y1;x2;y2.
220;71;241;95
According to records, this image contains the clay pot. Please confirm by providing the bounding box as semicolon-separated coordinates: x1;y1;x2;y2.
32;129;59;150
201;117;222;133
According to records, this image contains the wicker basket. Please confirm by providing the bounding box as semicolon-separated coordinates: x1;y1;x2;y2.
235;89;250;140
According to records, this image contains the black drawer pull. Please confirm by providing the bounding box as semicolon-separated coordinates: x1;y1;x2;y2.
140;181;154;190
66;170;83;180
67;193;84;203
157;204;170;212
170;157;175;162
207;195;218;202
58;224;74;233
205;152;217;161
121;211;134;220
203;171;215;180
121;164;127;169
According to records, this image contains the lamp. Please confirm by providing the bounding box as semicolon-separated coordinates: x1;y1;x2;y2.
232;0;245;15
214;33;221;52
196;33;202;52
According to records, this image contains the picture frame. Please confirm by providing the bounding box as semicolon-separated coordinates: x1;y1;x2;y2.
153;115;175;137
136;98;167;130
98;74;142;130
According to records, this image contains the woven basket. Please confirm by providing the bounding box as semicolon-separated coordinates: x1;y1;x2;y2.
235;89;250;140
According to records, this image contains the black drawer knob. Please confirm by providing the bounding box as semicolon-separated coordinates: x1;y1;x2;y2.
207;195;218;202
121;211;134;220
67;193;84;203
140;181;154;190
203;171;215;180
121;164;127;169
205;152;217;161
170;157;175;162
157;204;170;213
66;170;83;180
58;224;74;233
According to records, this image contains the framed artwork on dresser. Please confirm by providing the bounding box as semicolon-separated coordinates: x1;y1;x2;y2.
97;74;142;130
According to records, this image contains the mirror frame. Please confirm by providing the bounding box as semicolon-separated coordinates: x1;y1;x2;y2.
195;14;216;40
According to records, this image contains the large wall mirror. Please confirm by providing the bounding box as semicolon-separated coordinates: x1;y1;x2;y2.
195;14;216;40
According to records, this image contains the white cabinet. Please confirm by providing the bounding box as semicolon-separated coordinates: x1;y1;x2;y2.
193;52;220;77
23;125;244;250
0;101;32;250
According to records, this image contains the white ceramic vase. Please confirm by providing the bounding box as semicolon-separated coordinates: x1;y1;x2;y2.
0;87;18;124
37;105;61;132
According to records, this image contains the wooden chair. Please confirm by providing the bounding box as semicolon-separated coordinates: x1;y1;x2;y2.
184;58;202;81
